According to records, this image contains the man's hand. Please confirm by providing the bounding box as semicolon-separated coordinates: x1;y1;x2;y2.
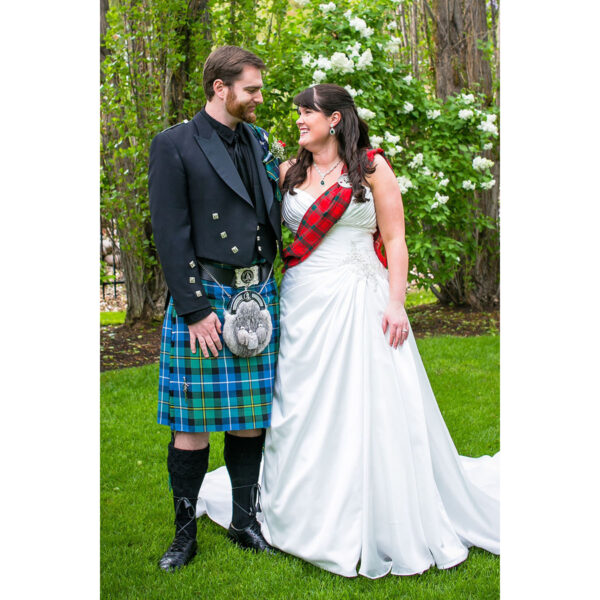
188;312;223;358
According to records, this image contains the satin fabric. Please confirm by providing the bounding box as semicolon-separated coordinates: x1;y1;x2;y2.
197;187;499;578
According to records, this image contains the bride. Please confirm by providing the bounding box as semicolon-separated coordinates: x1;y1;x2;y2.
198;83;499;579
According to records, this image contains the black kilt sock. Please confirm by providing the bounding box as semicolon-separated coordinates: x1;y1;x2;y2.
224;431;265;529
167;440;210;540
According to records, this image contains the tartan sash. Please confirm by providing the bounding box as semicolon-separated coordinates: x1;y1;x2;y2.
283;148;393;272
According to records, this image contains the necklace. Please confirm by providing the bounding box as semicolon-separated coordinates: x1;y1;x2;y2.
313;159;341;186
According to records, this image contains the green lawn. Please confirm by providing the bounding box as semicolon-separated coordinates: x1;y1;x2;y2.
101;335;499;599
101;311;126;325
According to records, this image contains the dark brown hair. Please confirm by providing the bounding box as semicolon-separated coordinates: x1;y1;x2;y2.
282;84;375;203
202;46;265;100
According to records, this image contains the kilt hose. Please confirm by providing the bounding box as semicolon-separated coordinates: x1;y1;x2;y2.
158;277;280;432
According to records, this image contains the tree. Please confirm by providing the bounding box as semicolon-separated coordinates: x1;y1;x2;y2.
101;0;212;324
429;0;499;308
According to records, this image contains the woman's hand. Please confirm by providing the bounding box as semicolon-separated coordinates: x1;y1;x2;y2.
382;300;409;348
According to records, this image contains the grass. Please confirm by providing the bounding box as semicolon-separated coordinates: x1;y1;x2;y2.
101;335;499;599
404;286;438;308
101;311;126;326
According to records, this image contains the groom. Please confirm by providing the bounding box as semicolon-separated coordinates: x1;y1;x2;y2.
149;45;282;571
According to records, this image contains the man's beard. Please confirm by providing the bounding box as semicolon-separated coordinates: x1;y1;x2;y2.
225;90;257;123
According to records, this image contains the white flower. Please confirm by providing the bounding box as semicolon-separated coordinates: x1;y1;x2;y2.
409;153;424;168
270;139;286;160
462;180;476;190
431;201;439;209
370;135;383;146
480;179;496;190
403;74;413;84
458;109;474;120
439;178;449;187
403;102;414;113
357;107;376;120
346;41;362;58
421;166;431;176
386;36;402;53
343;9;353;19
294;0;310;5
397;175;414;194
426;109;441;119
486;114;497;122
312;69;327;83
315;55;332;70
387;146;399;157
473;156;494;171
437;171;444;178
434;191;449;204
301;52;314;67
356;48;373;70
319;2;336;13
478;120;498;135
330;52;354;74
344;85;359;98
384;67;394;73
349;16;374;37
483;142;493;150
461;93;475;104
394;145;404;154
384;131;400;145
387;21;398;29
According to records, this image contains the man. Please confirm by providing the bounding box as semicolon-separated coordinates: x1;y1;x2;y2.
148;45;282;572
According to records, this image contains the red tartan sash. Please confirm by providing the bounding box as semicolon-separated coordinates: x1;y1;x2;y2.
282;148;392;271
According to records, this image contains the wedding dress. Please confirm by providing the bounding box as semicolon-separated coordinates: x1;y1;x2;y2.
197;187;499;578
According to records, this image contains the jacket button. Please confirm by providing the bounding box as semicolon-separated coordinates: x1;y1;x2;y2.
256;225;260;230
220;231;228;239
258;246;262;252
189;277;196;284
257;236;261;241
189;260;196;268
212;213;219;220
231;246;239;254
195;290;203;297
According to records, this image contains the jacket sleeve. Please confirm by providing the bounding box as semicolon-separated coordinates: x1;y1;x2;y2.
149;130;212;323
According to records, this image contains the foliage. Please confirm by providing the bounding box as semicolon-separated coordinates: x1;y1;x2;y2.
101;311;127;325
101;335;499;598
101;0;500;314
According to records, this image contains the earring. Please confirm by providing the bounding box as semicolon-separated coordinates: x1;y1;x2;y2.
330;126;336;135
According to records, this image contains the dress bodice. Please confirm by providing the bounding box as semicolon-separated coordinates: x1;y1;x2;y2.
283;188;377;235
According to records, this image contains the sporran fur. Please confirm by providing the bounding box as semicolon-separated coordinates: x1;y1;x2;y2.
222;290;273;358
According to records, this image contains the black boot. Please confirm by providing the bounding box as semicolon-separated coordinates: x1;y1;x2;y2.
223;431;277;553
158;441;209;572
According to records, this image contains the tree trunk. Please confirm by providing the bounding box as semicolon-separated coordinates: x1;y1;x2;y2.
410;1;419;78
431;0;499;309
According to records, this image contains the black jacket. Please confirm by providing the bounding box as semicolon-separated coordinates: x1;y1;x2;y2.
149;111;282;322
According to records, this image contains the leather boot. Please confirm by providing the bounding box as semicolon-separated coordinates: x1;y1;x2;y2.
158;441;209;572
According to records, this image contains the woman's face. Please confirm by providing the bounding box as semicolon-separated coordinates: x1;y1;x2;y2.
296;106;333;150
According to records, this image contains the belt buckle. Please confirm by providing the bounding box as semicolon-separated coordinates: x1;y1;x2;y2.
234;265;259;288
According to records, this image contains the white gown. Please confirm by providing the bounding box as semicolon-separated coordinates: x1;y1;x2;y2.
197;187;499;579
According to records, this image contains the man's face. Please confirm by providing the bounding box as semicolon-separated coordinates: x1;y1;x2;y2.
224;65;264;123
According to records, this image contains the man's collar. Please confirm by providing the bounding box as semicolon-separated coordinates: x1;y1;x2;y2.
201;108;243;144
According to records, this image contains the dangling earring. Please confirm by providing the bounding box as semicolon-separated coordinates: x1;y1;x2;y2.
330;126;336;136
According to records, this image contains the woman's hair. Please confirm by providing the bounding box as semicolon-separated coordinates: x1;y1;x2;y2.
282;84;376;203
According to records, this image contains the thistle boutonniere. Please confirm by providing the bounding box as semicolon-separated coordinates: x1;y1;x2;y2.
270;139;286;161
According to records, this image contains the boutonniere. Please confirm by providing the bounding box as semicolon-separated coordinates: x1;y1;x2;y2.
270;139;286;161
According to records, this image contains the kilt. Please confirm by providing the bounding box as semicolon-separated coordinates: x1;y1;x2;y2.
158;276;280;432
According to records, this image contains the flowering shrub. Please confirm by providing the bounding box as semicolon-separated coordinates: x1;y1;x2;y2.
261;0;499;290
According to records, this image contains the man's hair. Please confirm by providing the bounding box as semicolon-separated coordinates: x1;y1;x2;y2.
202;46;265;100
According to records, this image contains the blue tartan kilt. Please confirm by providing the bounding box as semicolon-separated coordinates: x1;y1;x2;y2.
158;277;280;432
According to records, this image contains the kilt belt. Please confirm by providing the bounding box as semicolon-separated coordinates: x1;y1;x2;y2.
199;261;272;289
158;276;280;433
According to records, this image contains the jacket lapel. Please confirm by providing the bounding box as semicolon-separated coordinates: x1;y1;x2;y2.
243;124;275;214
192;112;253;207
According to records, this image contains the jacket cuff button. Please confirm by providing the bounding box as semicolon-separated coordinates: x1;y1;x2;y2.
231;246;239;254
195;290;203;297
189;260;196;268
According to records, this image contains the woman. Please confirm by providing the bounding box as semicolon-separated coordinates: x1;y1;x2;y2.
198;84;499;578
